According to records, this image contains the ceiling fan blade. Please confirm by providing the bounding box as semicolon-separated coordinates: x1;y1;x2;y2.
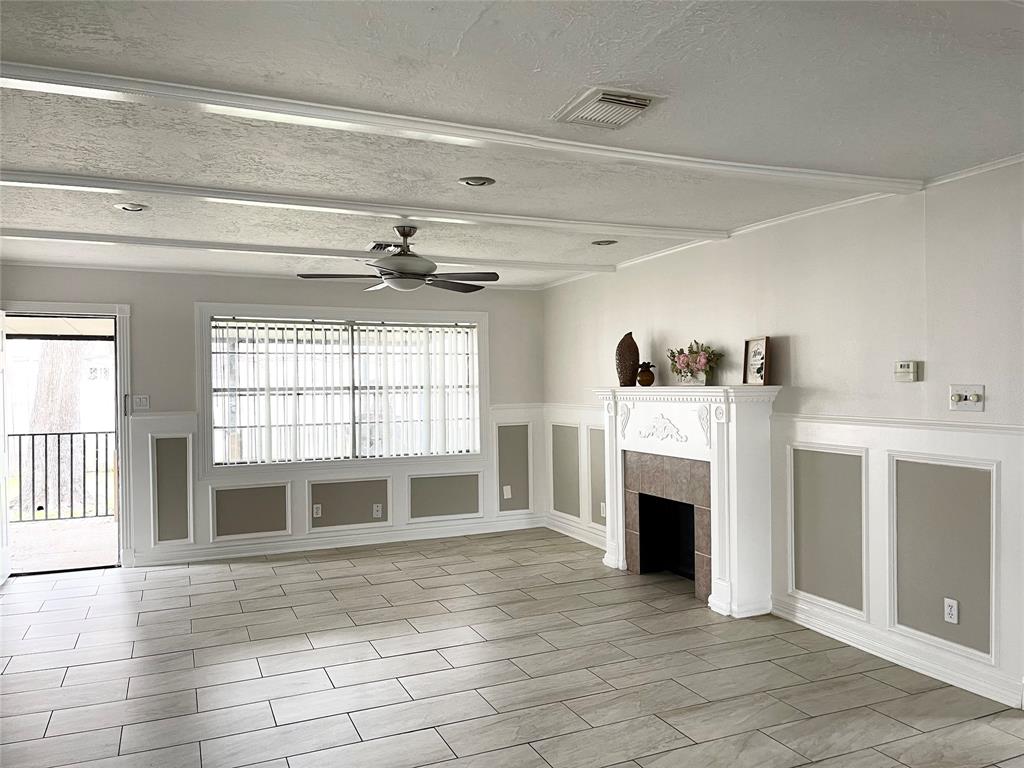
426;279;485;293
429;272;500;282
297;273;379;279
363;281;388;291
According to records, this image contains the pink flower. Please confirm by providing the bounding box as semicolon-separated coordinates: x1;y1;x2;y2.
676;353;689;369
696;351;709;371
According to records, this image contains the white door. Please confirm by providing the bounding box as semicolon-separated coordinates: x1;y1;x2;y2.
1;309;10;583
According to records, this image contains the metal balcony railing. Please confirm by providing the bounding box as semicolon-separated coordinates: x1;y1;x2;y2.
6;432;118;522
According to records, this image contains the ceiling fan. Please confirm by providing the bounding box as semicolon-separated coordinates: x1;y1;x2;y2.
297;225;499;293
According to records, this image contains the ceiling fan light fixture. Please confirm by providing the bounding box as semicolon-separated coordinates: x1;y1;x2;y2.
457;176;496;187
383;276;425;292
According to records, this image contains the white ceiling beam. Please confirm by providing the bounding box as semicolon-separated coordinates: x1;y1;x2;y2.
0;63;924;195
0;228;618;273
0;170;723;241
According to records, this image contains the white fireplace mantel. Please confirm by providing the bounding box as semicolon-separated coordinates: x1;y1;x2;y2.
594;385;781;618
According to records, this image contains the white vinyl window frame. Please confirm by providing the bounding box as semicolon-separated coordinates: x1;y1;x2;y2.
195;302;490;478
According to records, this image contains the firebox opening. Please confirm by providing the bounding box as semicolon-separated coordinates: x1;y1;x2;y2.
638;494;695;580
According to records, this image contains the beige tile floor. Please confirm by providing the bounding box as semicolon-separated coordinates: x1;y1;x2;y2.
1;528;1021;768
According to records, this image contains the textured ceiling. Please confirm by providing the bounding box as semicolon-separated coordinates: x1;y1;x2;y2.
0;1;1020;286
2;0;1020;178
0;92;870;230
0;186;675;267
0;239;561;287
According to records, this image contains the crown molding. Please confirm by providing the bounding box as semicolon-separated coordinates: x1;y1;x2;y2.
0;228;617;273
923;154;1024;188
1;63;923;194
0;170;723;242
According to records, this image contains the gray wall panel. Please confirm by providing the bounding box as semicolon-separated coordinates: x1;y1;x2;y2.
311;479;388;527
154;437;190;542
793;448;863;610
410;474;480;518
498;424;531;511
552;425;580;518
896;460;991;653
214;485;288;537
589;428;606;526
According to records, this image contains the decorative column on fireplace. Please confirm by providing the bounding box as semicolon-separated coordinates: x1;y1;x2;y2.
594;386;781;618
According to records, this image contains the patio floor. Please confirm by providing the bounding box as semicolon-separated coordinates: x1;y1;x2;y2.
8;516;119;573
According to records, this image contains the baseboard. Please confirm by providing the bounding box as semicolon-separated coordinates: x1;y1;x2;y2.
133;513;547;566
733;599;773;618
543;512;608;551
773;594;1023;708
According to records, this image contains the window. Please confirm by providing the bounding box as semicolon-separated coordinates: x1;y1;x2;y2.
210;317;480;465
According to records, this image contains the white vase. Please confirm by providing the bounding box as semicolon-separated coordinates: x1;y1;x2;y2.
678;371;706;386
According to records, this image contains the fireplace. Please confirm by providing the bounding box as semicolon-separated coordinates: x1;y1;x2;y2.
595;386;780;618
623;451;712;599
639;496;694;579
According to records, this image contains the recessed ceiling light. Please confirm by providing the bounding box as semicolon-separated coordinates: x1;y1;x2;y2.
591;239;618;246
117;202;149;212
457;176;496;187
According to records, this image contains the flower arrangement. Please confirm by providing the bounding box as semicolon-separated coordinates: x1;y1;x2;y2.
667;340;723;383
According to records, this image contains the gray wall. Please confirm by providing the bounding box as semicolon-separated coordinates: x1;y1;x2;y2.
896;460;991;653
497;424;530;512
311;479;388;527
154;437;190;542
0;265;545;410
552;425;580;517
589;428;605;526
792;448;863;611
409;474;480;518
214;485;288;537
541;165;1022;425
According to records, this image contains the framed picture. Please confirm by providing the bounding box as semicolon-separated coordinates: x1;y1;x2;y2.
743;336;771;385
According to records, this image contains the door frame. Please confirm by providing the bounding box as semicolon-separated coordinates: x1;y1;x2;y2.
1;301;133;567
1;309;8;582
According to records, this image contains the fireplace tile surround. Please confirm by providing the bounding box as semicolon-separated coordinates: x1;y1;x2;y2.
623;451;712;600
595;386;781;618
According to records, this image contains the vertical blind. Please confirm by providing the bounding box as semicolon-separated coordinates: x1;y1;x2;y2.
210;317;479;465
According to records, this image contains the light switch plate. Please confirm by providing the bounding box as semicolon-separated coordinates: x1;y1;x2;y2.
502;485;512;500
131;394;150;411
949;384;984;412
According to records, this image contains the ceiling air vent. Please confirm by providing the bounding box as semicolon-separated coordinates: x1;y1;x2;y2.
553;88;656;129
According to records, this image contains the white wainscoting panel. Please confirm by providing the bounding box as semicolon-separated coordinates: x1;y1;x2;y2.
543;404;607;549
127;406;545;565
771;413;1023;707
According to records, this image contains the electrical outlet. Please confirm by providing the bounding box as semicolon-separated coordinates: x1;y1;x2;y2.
502;485;512;500
312;503;322;519
600;501;606;518
943;597;959;625
372;503;383;519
